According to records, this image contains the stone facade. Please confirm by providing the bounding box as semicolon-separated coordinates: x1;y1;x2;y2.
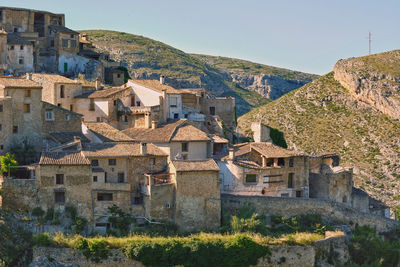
41;101;83;135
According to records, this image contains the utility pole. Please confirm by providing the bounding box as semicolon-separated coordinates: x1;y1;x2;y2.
368;32;372;55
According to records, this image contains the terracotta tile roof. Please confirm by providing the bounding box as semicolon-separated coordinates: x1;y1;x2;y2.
172;125;210;142
172;159;219;172
49;25;79;34
48;131;89;144
74;86;129;99
235;142;303;158
122;120;210;143
32;74;79;84
7;33;32;45
39;152;90;165
84;122;133;142
0;77;42;88
129;79;182;94
82;143;167;158
210;134;229;143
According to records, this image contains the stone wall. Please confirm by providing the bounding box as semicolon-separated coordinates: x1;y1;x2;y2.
32;234;347;267
2;178;38;212
221;194;400;233
41;102;82;135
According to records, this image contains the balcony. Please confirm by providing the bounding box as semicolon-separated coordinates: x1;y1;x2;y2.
140;173;174;196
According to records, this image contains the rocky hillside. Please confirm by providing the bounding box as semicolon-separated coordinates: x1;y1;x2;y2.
80;30;317;115
191;54;318;100
239;51;400;207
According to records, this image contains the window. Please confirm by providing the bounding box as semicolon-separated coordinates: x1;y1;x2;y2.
296;191;302;198
23;104;30;113
0;145;3;150
50;40;55;47
108;159;116;166
0;124;2;131
10;45;14;50
70;34;74;38
54;191;65;204
117;73;121;78
19;58;24;65
182;154;188;160
245;174;257;183
93;176;98;182
123;115;128;122
170;97;177;107
182;143;188;152
113;100;117;106
150;158;156;166
0;10;2;21
278;158;285;167
89;99;95;111
56;174;64;185
70;40;76;48
13;27;18;33
0;104;2;112
96;117;101;122
57;104;61;107
174;113;179;119
209;106;216;115
20;45;24;50
13;126;18;133
281;193;289;197
65;114;70;121
69;104;73;111
60;85;65;98
91;159;99;166
62;39;68;47
131;96;135;107
288;173;294;188
118;173;124;183
45;111;54;121
25;89;31;97
289;158;294;168
104;172;108;183
266;158;274;167
136;101;140;106
97;193;113;201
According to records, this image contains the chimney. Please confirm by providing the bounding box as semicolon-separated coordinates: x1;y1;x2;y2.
81;34;88;41
140;142;147;155
26;73;32;80
95;77;101;90
160;75;165;85
74;136;82;151
229;148;235;161
151;120;157;129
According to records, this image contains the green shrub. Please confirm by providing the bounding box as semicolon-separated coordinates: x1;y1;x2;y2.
122;235;270;267
31;207;45;218
33;233;55;247
269;128;288;148
44;208;54;222
72;217;88;234
0;152;18;176
348;226;400;266
65;206;77;220
75;238;110;263
231;214;262;234
107;205;132;236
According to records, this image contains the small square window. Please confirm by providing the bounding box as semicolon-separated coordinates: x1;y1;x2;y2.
25;89;31;97
113;100;117;106
97;193;113;201
19;58;24;65
65;114;70;121
0;145;3;150
245;174;257;183
91;159;99;166
93;176;98;182
289;158;294;168
136;101;140;106
45;111;54;121
108;159;116;166
23;104;30;113
10;45;14;50
13;126;18;133
20;45;24;50
70;105;73;111
174;113;179;119
54;191;65;204
56;174;64;185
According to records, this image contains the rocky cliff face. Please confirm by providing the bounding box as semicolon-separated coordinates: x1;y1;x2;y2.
231;73;307;100
333;51;400;119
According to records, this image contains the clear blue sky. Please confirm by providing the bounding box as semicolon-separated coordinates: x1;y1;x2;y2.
2;0;399;74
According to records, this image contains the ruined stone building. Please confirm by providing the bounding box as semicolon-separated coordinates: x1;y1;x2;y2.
218;142;309;198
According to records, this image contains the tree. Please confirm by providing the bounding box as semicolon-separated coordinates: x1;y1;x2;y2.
0;153;18;177
0;211;33;266
10;139;35;165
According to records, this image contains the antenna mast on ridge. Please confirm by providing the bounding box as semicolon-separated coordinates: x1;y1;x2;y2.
368;32;372;55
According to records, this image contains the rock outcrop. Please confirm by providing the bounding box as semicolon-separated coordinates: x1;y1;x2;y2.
333;51;400;119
